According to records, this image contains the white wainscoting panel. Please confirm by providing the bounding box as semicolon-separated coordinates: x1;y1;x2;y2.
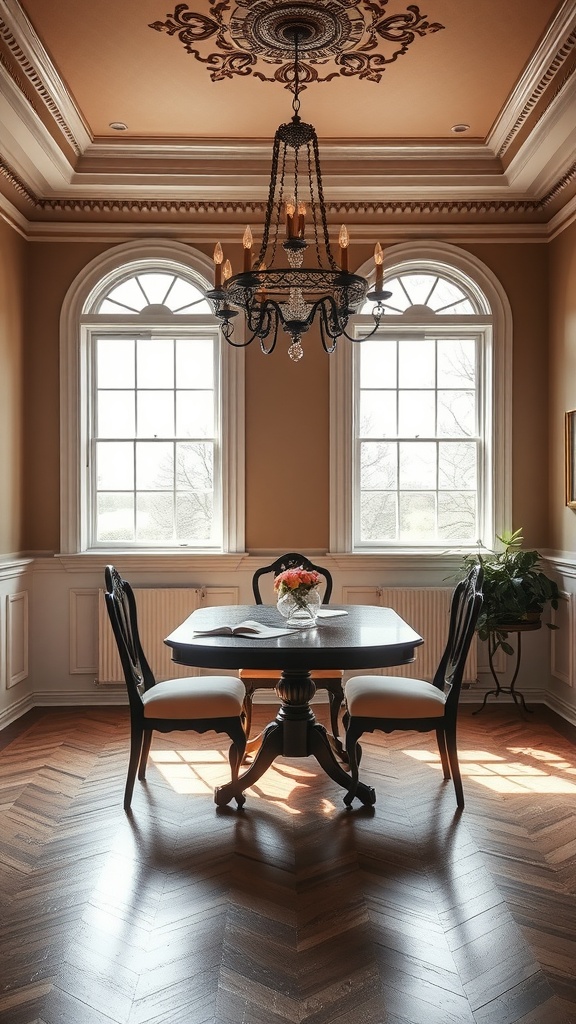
551;591;573;686
70;589;99;674
6;591;29;688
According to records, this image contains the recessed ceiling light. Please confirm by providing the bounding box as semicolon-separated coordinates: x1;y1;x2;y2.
451;123;470;134
109;122;128;131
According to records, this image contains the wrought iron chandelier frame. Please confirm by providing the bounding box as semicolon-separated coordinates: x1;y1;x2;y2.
207;25;391;359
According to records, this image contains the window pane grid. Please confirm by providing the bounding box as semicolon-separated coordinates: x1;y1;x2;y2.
92;334;218;546
355;332;480;545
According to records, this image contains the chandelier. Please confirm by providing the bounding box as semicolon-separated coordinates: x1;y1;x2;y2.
207;24;391;361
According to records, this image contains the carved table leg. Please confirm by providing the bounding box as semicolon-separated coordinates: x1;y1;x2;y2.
214;668;377;808
215;720;283;807
307;725;375;806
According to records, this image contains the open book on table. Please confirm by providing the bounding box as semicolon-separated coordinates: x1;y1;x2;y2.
192;619;296;638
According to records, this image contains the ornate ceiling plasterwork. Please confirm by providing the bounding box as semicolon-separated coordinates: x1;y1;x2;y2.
149;0;444;87
1;0;575;232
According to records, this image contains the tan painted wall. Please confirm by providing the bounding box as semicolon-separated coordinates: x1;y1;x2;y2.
548;219;576;553
467;242;550;549
244;317;330;551
24;241;112;551
21;235;552;554
0;219;26;556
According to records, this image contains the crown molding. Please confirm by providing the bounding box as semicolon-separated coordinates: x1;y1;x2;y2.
0;61;76;191
0;152;561;214
0;0;575;226
504;70;576;196
548;190;576;239
0;180;28;234
488;0;576;157
0;0;90;154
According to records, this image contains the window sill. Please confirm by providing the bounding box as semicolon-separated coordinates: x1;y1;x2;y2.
54;551;249;573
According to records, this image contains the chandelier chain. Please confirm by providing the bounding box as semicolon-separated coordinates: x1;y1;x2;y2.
207;16;390;358
292;30;302;116
306;140;322;269
312;133;338;272
258;130;281;265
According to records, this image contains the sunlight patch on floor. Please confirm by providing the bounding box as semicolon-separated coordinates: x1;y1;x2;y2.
402;746;576;794
150;748;232;794
148;748;337;811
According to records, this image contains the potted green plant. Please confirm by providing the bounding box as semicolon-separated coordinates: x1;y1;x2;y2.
459;528;560;655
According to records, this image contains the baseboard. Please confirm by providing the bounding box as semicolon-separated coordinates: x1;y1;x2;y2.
0;693;34;730
32;688;128;707
542;692;576;728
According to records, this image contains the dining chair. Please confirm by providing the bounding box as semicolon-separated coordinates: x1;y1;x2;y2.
239;552;345;748
343;563;484;809
104;565;247;810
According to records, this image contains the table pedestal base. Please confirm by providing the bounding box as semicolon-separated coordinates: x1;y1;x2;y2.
214;669;376;808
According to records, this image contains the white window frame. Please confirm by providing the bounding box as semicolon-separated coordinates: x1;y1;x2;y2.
60;240;245;555
329;241;512;555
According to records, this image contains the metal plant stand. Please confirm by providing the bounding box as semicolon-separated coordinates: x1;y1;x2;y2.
474;621;541;714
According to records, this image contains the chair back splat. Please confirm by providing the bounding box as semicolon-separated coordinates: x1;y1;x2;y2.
252;552;333;604
343;564;484;810
434;563;485;706
240;553;343;752
105;565;155;707
104;565;246;811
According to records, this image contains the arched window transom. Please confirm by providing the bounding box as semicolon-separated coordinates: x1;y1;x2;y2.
60;242;244;555
94;270;211;316
330;243;511;555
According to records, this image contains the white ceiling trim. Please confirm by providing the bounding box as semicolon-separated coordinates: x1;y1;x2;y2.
14;214;549;244
0;184;27;234
80;139;497;164
548;190;576;238
0;63;74;191
0;0;574;216
504;74;576;194
0;0;91;152
0;112;569;204
488;0;576;156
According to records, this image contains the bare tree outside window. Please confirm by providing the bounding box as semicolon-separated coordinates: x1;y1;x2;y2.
355;272;483;546
91;284;220;547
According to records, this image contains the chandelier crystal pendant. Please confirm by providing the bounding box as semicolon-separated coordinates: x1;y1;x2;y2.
207;24;391;361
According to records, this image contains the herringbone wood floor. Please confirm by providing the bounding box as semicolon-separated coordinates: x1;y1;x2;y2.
1;703;575;1024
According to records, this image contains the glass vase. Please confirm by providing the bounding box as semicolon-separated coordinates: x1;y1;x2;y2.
276;588;321;628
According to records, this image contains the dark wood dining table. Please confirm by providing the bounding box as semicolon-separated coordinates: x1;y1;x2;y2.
165;603;423;808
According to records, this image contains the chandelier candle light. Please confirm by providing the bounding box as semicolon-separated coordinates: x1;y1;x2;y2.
207;22;390;361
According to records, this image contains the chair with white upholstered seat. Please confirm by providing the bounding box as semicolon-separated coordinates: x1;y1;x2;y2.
343;564;483;809
104;565;247;810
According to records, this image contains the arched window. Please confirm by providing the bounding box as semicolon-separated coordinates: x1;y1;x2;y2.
60;241;244;554
330;242;512;554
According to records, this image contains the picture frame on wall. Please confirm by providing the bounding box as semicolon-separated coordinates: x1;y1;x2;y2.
566;411;576;507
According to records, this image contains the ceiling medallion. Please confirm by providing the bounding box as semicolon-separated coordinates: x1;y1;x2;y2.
149;0;444;87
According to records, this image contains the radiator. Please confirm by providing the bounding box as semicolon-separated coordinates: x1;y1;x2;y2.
343;586;478;683
98;586;239;684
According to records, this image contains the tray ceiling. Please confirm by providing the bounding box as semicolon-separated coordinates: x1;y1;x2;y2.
0;0;575;230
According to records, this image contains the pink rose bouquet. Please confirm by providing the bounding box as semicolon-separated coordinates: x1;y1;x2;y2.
274;566;321;609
